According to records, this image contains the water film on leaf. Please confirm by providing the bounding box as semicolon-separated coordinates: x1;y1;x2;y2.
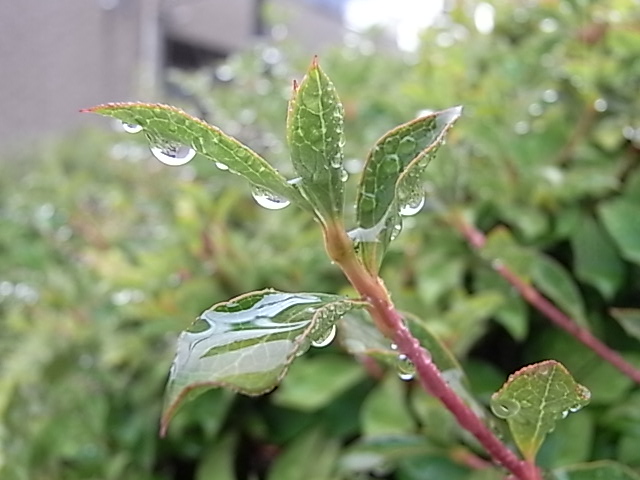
161;289;366;436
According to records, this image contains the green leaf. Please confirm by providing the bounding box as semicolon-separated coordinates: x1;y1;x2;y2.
552;460;640;480
272;354;365;411
339;436;435;475
286;58;346;224
490;360;591;461
610;309;640;342
571;214;625;299
479;226;536;280
161;289;366;436
196;434;237;480
532;254;589;329
353;106;462;272
599;198;640;265
268;428;340;480
361;374;415;436
84;103;299;204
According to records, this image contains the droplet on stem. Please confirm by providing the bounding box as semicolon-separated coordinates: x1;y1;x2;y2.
396;354;415;381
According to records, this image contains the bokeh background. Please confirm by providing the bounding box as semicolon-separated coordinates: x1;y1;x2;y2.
1;1;639;479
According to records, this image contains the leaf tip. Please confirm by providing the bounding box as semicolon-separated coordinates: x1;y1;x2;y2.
311;54;319;68
292;79;299;92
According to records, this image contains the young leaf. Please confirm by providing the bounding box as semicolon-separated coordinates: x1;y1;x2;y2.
490;360;591;461
83;103;299;204
286;58;346;225
161;289;366;436
353;107;462;272
552;460;640;480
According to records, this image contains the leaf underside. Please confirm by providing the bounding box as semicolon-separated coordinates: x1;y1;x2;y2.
354;106;462;272
161;289;365;436
491;360;591;461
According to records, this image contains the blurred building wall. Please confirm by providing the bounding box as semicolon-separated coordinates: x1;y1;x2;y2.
0;0;347;147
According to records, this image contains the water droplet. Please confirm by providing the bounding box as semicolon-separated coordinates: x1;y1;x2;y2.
122;122;142;134
539;18;559;33
561;410;569;419
215;162;229;171
398;136;417;155
416;108;434;118
390;221;403;241
390;343;398;351
150;144;197;166
514;121;530;135
215;64;235;82
340;169;349;182
490;397;521;419
474;2;495;35
251;187;291;210
594;98;608;112
396;354;415;381
311;324;336;348
542;89;559;103
569;404;583;413
528;103;544;117
576;384;591;402
331;152;343;168
399;195;425;217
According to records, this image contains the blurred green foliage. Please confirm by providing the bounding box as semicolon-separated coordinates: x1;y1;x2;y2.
1;0;639;478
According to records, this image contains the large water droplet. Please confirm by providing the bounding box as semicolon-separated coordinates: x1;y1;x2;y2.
474;2;495;35
251;187;291;210
490;397;521;419
311;324;336;348
150;144;197;166
396;354;415;381
122;122;142;134
399;195;425;217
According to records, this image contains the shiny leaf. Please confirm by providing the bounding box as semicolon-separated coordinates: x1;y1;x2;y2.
286;58;346;224
490;360;591;461
84;103;299;203
161;289;366;435
353;106;462;272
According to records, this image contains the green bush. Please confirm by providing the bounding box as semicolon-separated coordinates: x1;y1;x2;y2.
1;1;639;479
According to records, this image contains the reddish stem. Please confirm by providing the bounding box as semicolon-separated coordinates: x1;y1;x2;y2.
323;224;541;480
454;215;640;384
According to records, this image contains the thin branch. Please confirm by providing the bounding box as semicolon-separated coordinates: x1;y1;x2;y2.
452;214;640;385
323;224;541;480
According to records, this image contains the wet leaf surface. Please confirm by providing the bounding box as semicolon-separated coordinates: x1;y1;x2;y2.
491;360;591;461
161;289;366;435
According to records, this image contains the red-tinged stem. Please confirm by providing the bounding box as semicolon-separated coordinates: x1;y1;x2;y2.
322;223;541;480
453;214;640;385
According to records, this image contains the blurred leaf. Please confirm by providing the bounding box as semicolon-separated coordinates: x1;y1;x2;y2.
397;454;469;480
552;460;640;480
610;309;640;342
195;434;236;480
272;354;365;411
532;254;588;329
571;215;625;299
599;199;640;266
361;375;414;436
479;226;535;280
339;436;434;475
490;360;591;461
267;428;340;480
354;106;462;272
286;59;345;224
162;289;366;435
538;411;595;468
84;103;298;203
